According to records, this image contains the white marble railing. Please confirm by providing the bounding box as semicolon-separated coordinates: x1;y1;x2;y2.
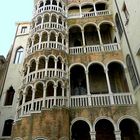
34;5;65;16
16;93;135;119
31;22;65;34
27;41;64;55
69;43;121;55
23;69;66;84
68;10;111;19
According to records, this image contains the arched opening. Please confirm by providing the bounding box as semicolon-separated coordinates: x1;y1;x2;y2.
88;64;108;94
72;120;91;140
84;24;99;45
37;16;42;25
38;57;45;69
25;86;32;102
100;23;114;44
35;83;43;99
95;3;107;11
120;119;140;140
39;1;44;8
81;4;94;12
4;86;15;106
19;93;23;106
108;62;129;93
34;34;39;44
48;57;55;68
68;6;80;16
28;38;32;48
46;82;54;96
30;60;36;72
59;2;62;8
58;34;62;43
70;65;87;95
24;65;28;76
43;14;49;23
52;0;57;5
57;57;62;69
45;0;50;5
57;82;62;96
41;32;48;42
69;26;82;47
51;14;57;22
2;119;14;136
14;47;24;64
50;32;56;41
58;16;62;24
95;119;115;140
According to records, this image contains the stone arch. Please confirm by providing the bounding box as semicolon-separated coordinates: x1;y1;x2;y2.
71;117;92;140
117;115;140;131
93;116;117;131
87;61;105;70
69;63;86;71
106;59;126;69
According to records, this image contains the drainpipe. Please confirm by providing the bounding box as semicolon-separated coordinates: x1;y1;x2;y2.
114;0;140;84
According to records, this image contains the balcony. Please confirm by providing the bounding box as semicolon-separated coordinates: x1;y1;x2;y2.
23;69;66;84
69;43;120;55
16;93;135;119
34;5;65;17
68;10;111;19
31;22;65;34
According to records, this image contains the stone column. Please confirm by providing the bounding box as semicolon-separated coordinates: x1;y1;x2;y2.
47;33;50;48
114;131;121;140
90;131;96;140
45;58;49;77
26;64;31;83
104;68;114;104
21;94;26;116
85;70;92;106
35;60;39;79
93;4;97;16
97;27;103;45
54;58;58;77
81;29;85;46
31;88;35;111
53;85;57;106
62;85;65;105
42;86;46;108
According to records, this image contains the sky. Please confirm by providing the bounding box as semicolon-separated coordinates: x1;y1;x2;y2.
0;0;33;57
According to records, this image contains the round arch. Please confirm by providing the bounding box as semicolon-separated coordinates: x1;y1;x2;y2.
117;115;140;131
69;63;86;71
93;116;117;131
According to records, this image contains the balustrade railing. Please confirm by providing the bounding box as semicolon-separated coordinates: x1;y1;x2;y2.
34;5;65;16
27;41;64;55
68;10;111;19
17;93;135;119
69;43;120;55
31;22;65;34
23;69;66;84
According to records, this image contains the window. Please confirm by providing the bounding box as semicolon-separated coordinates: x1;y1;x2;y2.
122;2;129;25
4;86;15;106
115;13;123;38
2;119;14;136
14;47;24;64
126;55;139;89
21;26;27;33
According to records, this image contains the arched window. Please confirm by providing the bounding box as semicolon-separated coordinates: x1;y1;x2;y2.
4;86;15;106
126;55;139;89
2;119;14;136
14;47;24;64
